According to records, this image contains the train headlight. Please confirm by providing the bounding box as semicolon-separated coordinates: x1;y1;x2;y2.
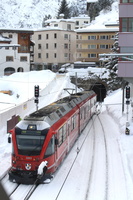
25;163;32;170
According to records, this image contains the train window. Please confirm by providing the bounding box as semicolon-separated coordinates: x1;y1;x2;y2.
80;110;83;120
71;115;76;130
63;124;67;142
68;120;71;135
16;135;45;156
58;124;67;146
58;128;63;146
84;108;86;119
44;136;55;158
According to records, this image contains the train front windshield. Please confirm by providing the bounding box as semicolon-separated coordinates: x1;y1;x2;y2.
15;127;49;156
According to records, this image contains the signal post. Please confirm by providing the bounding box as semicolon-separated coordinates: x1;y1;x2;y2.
34;85;39;111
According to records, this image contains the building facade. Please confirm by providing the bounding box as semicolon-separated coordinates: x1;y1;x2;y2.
0;29;34;76
118;0;133;83
71;16;90;29
76;27;118;65
32;20;77;71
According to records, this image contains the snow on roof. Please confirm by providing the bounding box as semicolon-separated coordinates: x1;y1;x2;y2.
0;28;33;33
87;0;98;3
71;15;90;20
45;18;75;24
34;27;65;32
75;26;119;33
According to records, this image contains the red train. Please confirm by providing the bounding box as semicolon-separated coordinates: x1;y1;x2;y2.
8;90;97;184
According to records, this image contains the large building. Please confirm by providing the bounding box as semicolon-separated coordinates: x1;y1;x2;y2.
118;0;133;84
32;19;77;71
0;29;34;76
76;25;118;65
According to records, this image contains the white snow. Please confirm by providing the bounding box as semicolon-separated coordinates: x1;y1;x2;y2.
0;69;133;200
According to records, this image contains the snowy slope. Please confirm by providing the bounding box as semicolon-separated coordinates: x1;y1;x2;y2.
0;0;81;28
0;0;118;28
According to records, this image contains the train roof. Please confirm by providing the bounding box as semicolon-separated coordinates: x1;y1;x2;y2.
24;90;96;126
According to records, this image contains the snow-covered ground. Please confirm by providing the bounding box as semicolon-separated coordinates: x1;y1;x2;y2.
0;69;133;199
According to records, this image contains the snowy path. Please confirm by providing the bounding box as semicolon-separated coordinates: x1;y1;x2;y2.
100;112;129;200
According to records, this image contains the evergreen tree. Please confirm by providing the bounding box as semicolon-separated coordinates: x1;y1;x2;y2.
57;0;71;19
89;0;114;21
42;15;52;27
69;3;80;17
99;0;114;11
77;0;87;15
89;3;100;21
102;33;123;91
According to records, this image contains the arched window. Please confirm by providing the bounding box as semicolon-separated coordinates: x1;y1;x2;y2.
17;67;24;72
4;67;15;75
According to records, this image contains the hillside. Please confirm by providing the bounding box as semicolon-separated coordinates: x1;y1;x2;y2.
0;0;83;29
0;0;118;29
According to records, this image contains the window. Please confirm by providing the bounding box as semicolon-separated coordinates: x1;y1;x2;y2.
64;34;68;39
64;53;68;58
21;35;27;39
54;53;57;58
64;43;68;49
122;18;127;32
20;56;27;62
58;128;63;146
121;18;133;32
67;24;71;30
121;0;133;2
76;21;79;25
129;18;133;31
38;53;41;58
100;45;109;49
44;136;55;158
46;34;49;39
46;43;48;49
38;34;41;40
5;47;9;50
88;54;96;58
88;35;96;40
9;34;12;38
100;35;109;40
54;33;57;38
54;24;58;27
84;21;89;24
46;53;49;58
88;45;96;49
20;45;28;51
6;56;13;61
54;43;57;48
58;124;67;146
38;44;41;49
71;115;76;130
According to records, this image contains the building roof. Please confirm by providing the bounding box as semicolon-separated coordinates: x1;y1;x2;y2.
87;0;98;3
0;28;34;34
75;26;119;33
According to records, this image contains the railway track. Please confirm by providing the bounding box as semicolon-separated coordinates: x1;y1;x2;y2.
85;114;109;200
